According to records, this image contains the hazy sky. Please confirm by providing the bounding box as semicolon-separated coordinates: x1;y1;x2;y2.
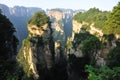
0;0;120;11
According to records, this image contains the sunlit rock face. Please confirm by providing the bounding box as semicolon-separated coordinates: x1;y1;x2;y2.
72;20;104;40
47;10;63;21
28;24;50;37
71;20;82;40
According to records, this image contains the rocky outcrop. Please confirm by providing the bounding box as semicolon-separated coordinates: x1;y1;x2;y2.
89;23;103;37
72;20;104;40
17;23;55;79
71;20;82;40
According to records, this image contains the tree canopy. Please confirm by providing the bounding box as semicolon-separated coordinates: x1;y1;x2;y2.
28;11;50;27
74;8;109;29
103;2;120;35
107;45;120;68
81;36;101;55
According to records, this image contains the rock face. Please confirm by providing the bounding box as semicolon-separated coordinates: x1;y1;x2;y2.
72;20;104;40
71;20;82;40
18;23;55;79
46;9;75;46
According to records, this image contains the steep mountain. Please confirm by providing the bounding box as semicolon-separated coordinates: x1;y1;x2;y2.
46;9;81;47
0;4;43;48
17;11;67;80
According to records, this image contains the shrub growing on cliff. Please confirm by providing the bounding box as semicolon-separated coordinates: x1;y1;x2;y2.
28;11;50;27
80;36;101;65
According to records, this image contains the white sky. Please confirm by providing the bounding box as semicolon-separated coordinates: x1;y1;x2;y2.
0;0;120;11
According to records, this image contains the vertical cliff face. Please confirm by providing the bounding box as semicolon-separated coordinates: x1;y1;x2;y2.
71;20;82;40
17;22;55;79
46;9;66;47
46;9;74;47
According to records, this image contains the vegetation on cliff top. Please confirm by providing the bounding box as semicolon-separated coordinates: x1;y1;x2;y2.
74;8;109;29
74;2;120;35
103;2;120;35
28;11;50;27
73;2;120;79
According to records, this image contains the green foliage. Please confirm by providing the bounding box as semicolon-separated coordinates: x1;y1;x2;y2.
103;2;120;34
66;39;72;49
81;36;101;53
80;36;101;65
107;45;120;68
73;31;101;65
86;65;120;80
17;38;31;78
28;11;50;27
74;8;109;29
73;32;93;49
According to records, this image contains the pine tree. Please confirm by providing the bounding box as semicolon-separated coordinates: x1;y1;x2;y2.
104;2;120;35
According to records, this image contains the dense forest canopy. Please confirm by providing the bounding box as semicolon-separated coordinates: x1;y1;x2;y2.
74;2;120;36
103;2;120;35
74;8;109;29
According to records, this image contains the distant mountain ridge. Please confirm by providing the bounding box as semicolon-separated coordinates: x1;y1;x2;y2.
0;4;85;48
0;4;43;17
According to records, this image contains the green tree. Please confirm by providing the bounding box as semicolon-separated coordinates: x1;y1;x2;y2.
28;11;49;27
73;32;93;49
107;45;120;68
104;2;120;34
81;36;101;65
74;8;109;29
86;65;120;80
